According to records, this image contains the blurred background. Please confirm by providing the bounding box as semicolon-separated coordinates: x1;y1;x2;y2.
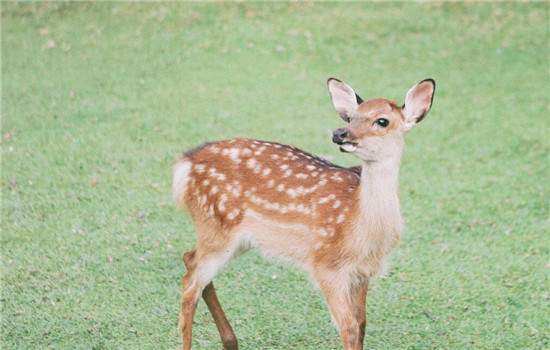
2;2;548;349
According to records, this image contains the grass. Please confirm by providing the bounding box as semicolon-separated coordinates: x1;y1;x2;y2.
1;2;548;349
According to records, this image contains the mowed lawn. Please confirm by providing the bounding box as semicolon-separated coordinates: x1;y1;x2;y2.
1;2;548;349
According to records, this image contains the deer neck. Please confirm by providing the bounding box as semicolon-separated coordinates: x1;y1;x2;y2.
360;157;401;215
352;155;403;259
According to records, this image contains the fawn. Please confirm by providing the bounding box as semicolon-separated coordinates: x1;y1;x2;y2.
173;78;436;349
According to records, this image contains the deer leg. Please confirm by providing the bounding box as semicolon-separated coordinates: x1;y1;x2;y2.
180;251;200;350
350;282;368;347
318;277;364;350
202;284;238;349
182;250;238;350
180;251;236;350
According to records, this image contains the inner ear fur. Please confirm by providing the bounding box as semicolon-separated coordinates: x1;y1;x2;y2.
327;78;363;122
402;78;436;124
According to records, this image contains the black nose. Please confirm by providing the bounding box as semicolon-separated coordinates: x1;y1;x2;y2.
332;128;348;144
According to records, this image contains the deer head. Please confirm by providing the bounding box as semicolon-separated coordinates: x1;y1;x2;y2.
328;78;436;163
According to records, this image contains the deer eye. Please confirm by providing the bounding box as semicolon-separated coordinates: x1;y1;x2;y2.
375;118;389;128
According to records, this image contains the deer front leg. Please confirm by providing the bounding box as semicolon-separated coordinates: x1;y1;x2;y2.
351;282;368;347
318;278;365;350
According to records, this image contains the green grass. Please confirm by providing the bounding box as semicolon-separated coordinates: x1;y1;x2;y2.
1;2;548;349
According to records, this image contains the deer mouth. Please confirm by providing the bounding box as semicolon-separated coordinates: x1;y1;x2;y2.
339;142;357;153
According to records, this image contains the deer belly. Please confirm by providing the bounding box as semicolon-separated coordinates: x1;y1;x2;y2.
235;209;313;267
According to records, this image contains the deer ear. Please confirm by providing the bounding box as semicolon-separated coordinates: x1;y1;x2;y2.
402;79;436;129
327;78;362;122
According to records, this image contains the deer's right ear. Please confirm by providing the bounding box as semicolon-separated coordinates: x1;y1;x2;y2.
327;78;362;122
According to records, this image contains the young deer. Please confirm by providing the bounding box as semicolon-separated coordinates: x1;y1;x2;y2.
173;78;436;350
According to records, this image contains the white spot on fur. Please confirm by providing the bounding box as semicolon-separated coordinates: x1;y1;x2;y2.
270;154;279;160
246;158;257;169
231;187;241;198
210;186;219;195
227;209;240;220
267;179;275;188
195;164;206;174
280;164;289;171
262;168;272;176
276;184;285;192
283;169;293;177
254;146;267;155
242;148;252;156
332;200;341;209
336;213;346;224
218;194;228;212
296;173;308;179
228;148;241;163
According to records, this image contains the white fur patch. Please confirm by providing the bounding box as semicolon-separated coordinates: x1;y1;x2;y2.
228;148;241;163
246;158;257;169
173;160;192;204
227;209;240;220
210;186;219;195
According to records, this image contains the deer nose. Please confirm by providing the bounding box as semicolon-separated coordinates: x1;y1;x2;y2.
332;128;348;144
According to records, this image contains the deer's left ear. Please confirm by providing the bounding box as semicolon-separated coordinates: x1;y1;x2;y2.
402;79;436;129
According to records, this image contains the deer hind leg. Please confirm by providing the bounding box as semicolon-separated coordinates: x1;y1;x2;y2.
317;275;366;350
182;250;238;350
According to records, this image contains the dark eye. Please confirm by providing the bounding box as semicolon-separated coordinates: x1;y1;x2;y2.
375;118;389;128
